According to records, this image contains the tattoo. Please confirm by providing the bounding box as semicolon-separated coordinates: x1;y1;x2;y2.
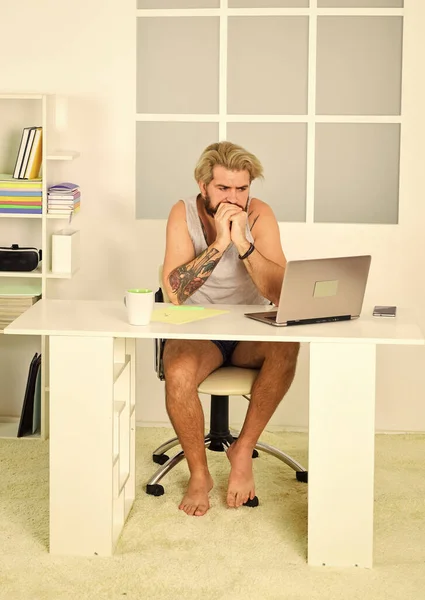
248;210;260;232
169;247;221;304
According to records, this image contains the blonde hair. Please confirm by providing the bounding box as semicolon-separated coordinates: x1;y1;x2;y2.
194;141;264;186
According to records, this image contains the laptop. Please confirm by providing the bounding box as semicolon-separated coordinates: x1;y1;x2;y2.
245;255;371;327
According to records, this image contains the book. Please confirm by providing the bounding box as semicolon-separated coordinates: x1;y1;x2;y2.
48;182;79;193
32;367;42;435
0;208;42;214
0;288;41;328
48;192;80;200
0;199;42;205
0;173;42;189
12;129;32;178
48;200;80;207
24;128;42;179
19;127;37;178
48;205;80;214
0;190;41;197
0;282;42;296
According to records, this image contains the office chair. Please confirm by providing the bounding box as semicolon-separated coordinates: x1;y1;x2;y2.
145;276;308;504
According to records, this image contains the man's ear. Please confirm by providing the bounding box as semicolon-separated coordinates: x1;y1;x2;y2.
198;181;207;198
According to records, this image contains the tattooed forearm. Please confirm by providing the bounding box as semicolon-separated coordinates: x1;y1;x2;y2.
168;247;222;304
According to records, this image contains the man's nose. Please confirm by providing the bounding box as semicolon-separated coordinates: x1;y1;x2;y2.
227;189;237;202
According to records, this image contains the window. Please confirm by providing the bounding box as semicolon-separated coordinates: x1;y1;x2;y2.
136;1;404;223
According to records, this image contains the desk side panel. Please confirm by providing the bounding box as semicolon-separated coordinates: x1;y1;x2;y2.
49;335;114;556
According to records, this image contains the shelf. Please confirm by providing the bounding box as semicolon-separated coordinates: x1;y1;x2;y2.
0;214;42;219
47;151;79;161
0;214;76;220
119;471;130;495
0;267;42;278
47;214;74;220
0;94;43;100
114;401;126;416
0;420;40;439
1;93;79;443
46;270;75;279
113;356;130;384
0;268;76;280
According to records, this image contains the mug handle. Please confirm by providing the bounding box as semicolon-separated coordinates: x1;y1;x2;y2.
124;297;127;307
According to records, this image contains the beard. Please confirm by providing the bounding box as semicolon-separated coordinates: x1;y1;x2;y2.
203;194;248;217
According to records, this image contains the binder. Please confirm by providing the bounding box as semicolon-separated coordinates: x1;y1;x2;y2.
32;365;42;435
17;352;41;437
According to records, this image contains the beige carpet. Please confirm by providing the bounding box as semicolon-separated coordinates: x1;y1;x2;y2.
0;428;424;600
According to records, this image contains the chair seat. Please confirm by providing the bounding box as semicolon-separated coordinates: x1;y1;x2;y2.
197;366;259;396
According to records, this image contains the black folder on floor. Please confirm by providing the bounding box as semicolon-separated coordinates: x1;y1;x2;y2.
17;352;41;438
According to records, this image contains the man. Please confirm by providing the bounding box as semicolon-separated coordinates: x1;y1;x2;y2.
162;141;300;517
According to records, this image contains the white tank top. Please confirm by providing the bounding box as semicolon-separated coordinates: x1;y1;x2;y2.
182;195;269;306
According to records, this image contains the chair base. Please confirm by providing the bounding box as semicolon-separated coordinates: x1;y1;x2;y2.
146;430;308;497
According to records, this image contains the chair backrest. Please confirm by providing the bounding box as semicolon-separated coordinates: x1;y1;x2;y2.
154;265;167;381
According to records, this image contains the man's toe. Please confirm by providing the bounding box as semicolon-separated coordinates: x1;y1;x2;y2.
227;492;236;508
194;504;207;516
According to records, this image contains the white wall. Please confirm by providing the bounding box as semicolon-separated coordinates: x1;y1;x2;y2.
1;0;425;432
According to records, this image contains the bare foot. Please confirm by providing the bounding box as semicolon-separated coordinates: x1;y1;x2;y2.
226;442;256;508
179;471;214;516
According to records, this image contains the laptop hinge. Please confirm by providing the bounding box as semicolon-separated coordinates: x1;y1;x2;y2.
286;315;351;326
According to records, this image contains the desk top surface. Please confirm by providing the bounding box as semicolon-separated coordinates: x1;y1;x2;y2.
4;299;424;345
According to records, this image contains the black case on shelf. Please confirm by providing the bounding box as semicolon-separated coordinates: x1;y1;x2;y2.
0;244;42;272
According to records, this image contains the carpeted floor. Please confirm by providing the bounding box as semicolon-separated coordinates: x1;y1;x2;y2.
0;428;424;600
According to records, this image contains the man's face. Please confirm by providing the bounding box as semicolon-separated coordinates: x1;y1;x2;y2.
200;165;251;217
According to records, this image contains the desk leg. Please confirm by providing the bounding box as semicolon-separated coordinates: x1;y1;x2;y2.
308;342;376;568
49;335;135;556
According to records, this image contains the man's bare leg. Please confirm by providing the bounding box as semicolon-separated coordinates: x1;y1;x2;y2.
163;340;223;516
227;341;300;508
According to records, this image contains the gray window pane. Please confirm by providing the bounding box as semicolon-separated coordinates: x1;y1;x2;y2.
316;17;403;115
227;123;307;222
137;18;219;114
314;124;400;224
318;1;402;7
138;0;219;7
136;122;219;219
227;17;309;114
229;0;308;7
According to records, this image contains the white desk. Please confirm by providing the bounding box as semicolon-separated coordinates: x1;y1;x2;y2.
5;300;424;566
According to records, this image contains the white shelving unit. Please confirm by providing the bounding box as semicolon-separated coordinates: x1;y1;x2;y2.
0;93;79;440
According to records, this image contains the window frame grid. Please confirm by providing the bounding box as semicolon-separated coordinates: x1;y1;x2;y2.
136;2;404;224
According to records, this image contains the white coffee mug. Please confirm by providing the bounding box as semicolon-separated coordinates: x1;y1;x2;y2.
124;288;154;326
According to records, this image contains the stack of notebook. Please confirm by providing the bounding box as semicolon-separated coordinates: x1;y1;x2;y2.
47;182;80;216
0;283;41;330
0;174;42;215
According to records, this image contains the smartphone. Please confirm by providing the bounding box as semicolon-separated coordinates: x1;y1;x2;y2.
373;305;397;317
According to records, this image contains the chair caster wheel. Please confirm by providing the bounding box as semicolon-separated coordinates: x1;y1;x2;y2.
146;484;164;496
296;471;308;483
252;449;259;459
243;496;259;508
153;454;169;465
